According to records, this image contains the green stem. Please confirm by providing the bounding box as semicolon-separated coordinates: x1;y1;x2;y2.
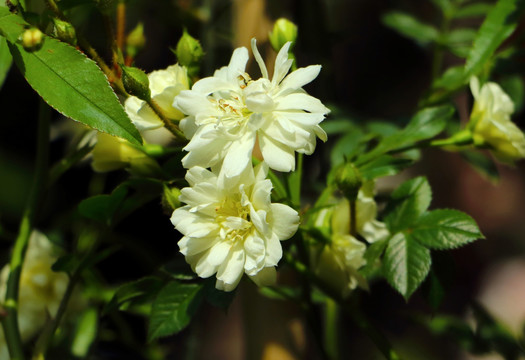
324;298;340;360
1;100;50;360
145;98;186;141
388;129;474;156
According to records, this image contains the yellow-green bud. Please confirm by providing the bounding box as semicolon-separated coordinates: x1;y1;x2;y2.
20;28;44;51
174;29;203;77
162;184;181;213
121;65;151;101
126;22;146;58
269;18;298;52
53;18;77;46
334;162;362;202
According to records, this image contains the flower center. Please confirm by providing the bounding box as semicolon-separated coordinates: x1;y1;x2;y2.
215;196;253;243
207;92;252;134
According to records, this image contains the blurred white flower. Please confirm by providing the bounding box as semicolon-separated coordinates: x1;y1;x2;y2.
469;77;525;163
310;183;389;297
125;64;189;131
171;163;299;291
174;38;329;178
0;231;69;357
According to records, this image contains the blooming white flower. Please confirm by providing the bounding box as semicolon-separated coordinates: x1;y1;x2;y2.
171;163;300;291
175;39;329;178
469;77;525;163
310;183;388;297
125;64;189;131
0;231;69;357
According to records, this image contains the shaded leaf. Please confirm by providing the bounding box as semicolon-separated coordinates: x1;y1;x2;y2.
412;209;483;250
204;279;237;310
105;277;164;314
382;11;439;45
71;309;98;357
384;232;431;300
460;150;499;182
433;65;466;90
464;0;521;78
78;185;128;225
384;176;432;233
501;75;524;112
358;155;413;180
455;3;494;18
321;118;357;135
360;238;388;277
330;129;366;166
0;9;142;145
148;281;204;341
0;35;11;89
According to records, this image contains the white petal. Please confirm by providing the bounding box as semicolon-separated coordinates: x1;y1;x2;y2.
250;178;272;210
264;232;283;266
272;42;293;85
251;38;269;79
194;250;219;278
258;133;296;172
220;131;256;179
276;93;330;114
280;65;321;91
270;203;299;240
178;235;218;256
274;111;326;126
192;76;238;94
185;166;217;186
215;243;245;291
227;47;249;82
207;241;232;266
244;234;266;275
174;90;216;117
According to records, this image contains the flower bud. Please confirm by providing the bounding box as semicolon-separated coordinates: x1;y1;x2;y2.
174;29;203;77
121;65;151;101
52;18;77;46
20;28;43;51
269;18;298;52
162;184;181;213
334;162;362;202
126;22;146;59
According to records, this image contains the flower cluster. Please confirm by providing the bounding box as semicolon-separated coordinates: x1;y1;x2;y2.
171;39;329;291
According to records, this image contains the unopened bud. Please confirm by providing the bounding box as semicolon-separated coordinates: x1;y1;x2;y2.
174;29;203;77
334;162;362;202
53;18;77;46
126;22;146;58
269;18;298;52
121;65;151;101
21;28;43;51
162;184;181;213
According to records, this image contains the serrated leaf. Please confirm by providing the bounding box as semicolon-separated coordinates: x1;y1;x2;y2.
358;155;413;180
464;0;521;78
382;11;439;45
148;282;204;341
0;35;11;89
460;150;499;182
384;232;431;300
455;3;494;18
412;209;483;250
0;10;142;145
105;277;164;314
357;106;453;164
384;176;432;233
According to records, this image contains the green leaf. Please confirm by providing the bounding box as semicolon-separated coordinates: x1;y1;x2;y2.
501;75;524;112
384;232;431;300
259;286;301;301
464;0;522;78
460;150;499;182
360;238;388;277
412;209;483;250
71;308;98;357
433;65;467;90
148;281;204;341
105;277;164;314
0;10;142;145
384;176;432;233
204;279;236;310
330;128;366;166
431;0;454;17
358;155;413;180
455;3;494;18
78;185;128;225
321;118;357;135
357;106;453;164
0;35;11;89
382;11;439;45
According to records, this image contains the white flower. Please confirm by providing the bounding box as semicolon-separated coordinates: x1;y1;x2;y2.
125;64;189;131
171;163;300;291
174;39;329;178
0;231;69;356
469;76;525;163
310;183;388;297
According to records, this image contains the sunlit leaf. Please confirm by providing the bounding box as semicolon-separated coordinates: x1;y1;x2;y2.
384;232;431;300
0;35;11;89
